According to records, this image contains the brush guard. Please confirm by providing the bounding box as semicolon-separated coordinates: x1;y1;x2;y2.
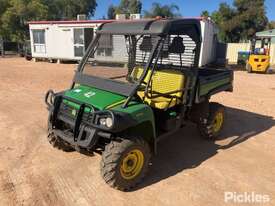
46;90;99;149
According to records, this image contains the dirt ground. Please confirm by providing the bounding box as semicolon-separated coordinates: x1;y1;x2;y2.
0;57;274;206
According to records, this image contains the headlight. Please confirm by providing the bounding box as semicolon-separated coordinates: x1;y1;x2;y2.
106;117;113;128
99;117;113;128
99;118;106;126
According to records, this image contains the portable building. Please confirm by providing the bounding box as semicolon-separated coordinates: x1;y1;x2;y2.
28;20;113;61
28;18;217;67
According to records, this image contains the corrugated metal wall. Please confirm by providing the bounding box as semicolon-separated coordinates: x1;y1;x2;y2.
226;43;275;64
95;35;128;62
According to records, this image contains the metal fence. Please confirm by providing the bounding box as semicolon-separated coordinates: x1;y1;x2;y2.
0;41;20;56
226;43;275;64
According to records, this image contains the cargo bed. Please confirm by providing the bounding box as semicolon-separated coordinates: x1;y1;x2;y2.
197;68;233;102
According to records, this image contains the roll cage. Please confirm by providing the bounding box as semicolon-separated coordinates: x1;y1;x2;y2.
250;36;272;55
72;18;203;108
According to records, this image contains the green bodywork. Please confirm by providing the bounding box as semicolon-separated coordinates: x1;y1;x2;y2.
199;78;231;96
62;72;231;148
64;85;126;110
64;85;156;141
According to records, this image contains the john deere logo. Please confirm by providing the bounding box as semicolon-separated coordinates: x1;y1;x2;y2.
73;89;82;93
72;109;77;116
84;91;96;98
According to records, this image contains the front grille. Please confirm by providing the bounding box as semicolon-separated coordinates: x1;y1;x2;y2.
59;102;75;119
59;102;94;123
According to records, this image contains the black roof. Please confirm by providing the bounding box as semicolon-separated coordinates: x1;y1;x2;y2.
97;18;202;42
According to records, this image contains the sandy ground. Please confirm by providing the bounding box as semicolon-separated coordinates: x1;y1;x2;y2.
0;57;274;206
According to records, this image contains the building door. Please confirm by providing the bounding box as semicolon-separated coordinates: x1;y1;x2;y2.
73;28;85;57
73;28;94;57
32;29;46;53
84;28;94;50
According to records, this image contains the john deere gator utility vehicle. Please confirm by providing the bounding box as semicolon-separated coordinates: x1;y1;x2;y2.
246;36;272;73
45;19;233;191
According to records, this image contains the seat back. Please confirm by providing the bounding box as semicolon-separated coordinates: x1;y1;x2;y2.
131;67;185;100
150;69;185;98
130;66;152;83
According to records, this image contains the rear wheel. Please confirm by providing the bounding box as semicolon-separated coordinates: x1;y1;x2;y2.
101;137;151;191
198;103;225;140
246;63;252;73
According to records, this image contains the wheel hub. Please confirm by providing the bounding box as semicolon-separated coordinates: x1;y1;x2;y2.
213;112;224;133
120;149;144;180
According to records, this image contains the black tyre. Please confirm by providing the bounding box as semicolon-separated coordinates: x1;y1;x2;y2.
47;132;74;152
266;66;272;74
101;137;151;191
198;103;225;140
246;63;252;73
25;56;32;61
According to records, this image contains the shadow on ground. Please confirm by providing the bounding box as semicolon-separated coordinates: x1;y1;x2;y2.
134;106;275;191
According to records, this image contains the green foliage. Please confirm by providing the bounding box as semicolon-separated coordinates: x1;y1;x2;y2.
129;0;142;14
201;10;210;18
209;0;268;42
211;2;236;42
267;21;275;29
0;0;48;42
107;4;116;19
43;0;97;20
0;0;97;42
116;0;142;17
144;3;181;18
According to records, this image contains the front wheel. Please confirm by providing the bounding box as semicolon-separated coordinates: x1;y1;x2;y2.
101;137;151;191
198;103;225;140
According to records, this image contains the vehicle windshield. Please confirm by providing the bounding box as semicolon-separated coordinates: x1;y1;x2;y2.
82;34;155;83
81;33;196;83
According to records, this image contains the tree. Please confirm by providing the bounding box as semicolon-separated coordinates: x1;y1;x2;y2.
0;0;97;42
0;0;10;16
201;10;210;18
210;0;268;42
107;4;116;19
129;0;142;14
267;21;275;29
232;0;268;40
0;0;11;38
0;0;48;42
211;2;236;42
116;0;142;17
43;0;97;20
144;3;181;18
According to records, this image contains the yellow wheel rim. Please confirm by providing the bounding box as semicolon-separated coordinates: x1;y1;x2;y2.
213;112;224;133
120;149;144;180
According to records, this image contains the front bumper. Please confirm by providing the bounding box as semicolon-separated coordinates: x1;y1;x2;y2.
51;117;99;149
46;91;111;149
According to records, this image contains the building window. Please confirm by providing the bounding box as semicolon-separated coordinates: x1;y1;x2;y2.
73;28;85;57
32;30;46;53
97;34;113;57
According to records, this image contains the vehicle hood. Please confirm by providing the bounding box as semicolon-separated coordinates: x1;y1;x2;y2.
64;85;127;110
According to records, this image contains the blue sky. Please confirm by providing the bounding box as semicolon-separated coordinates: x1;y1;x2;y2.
94;0;275;21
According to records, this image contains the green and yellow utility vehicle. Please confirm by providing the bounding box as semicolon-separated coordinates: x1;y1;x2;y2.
45;19;233;191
